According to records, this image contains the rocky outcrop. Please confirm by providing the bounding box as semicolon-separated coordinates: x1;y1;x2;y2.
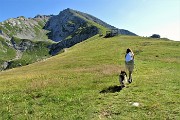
49;26;98;55
1;61;9;70
150;34;160;38
10;37;34;51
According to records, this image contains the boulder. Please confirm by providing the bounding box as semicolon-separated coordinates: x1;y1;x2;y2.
151;34;160;38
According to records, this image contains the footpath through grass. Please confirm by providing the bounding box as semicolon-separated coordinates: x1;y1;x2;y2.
0;35;179;119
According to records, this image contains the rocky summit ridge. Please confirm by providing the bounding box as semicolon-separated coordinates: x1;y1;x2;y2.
0;8;136;42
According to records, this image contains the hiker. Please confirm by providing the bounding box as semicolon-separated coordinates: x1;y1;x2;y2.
125;48;134;83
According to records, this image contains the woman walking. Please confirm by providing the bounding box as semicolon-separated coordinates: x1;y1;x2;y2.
125;48;134;83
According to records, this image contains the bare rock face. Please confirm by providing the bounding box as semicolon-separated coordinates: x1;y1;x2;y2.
1;61;9;70
49;25;98;55
44;8;92;42
10;37;34;51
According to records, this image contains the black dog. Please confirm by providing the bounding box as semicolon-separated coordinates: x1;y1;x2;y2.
119;71;127;87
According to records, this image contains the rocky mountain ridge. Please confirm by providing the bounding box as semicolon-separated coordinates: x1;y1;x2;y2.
0;8;136;43
0;15;52;41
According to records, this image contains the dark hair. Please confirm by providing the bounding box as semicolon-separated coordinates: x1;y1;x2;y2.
126;48;131;54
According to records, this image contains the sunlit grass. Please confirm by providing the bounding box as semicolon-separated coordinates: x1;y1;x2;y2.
0;35;179;119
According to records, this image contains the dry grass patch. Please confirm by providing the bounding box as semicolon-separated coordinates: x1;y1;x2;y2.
73;64;123;75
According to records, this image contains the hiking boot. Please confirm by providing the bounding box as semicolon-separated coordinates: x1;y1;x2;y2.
128;79;132;83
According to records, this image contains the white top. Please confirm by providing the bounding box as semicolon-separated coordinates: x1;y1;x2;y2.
125;52;133;62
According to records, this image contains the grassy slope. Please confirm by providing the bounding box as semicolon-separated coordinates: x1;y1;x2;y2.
0;35;179;119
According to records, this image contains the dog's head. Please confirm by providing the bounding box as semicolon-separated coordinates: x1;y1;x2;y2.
120;70;127;77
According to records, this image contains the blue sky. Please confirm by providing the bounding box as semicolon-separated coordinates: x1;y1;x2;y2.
0;0;180;41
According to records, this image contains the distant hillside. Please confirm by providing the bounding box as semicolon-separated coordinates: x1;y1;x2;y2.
0;8;137;70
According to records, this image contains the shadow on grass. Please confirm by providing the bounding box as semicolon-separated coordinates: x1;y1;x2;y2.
100;85;124;93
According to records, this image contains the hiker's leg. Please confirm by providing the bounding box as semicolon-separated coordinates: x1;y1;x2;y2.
128;71;132;83
128;61;134;83
130;71;132;80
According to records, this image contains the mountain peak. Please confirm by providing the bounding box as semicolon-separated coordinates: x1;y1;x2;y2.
34;14;54;19
58;8;75;15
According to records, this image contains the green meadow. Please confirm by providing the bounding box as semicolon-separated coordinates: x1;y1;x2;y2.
0;35;179;119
